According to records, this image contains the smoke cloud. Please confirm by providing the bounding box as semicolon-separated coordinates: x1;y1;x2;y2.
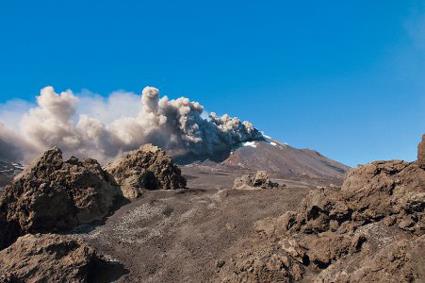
0;86;263;163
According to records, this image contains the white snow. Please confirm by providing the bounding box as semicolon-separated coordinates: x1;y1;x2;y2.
242;141;257;148
270;142;277;146
260;131;272;139
12;163;24;169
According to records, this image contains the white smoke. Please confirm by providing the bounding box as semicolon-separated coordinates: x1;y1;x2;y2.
0;86;263;163
0;123;36;161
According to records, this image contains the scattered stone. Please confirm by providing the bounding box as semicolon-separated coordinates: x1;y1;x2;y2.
233;171;282;190
0;147;125;250
0;233;127;283
216;260;226;268
106;144;186;200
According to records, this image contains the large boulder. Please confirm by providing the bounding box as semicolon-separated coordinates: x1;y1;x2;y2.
0;233;127;283
288;160;425;236
233;171;281;190
106;144;186;200
0;147;125;250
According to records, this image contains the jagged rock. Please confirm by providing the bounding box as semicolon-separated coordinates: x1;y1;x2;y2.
219;158;425;282
105;144;186;200
276;160;425;273
314;235;425;283
287;160;425;236
418;135;425;169
233;171;281;190
0;233;127;283
0;147;125;250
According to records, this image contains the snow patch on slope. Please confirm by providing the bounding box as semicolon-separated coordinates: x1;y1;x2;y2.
242;141;257;148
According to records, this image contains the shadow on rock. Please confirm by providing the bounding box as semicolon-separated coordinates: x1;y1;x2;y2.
89;258;129;283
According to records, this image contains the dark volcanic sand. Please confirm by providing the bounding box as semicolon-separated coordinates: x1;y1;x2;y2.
82;165;313;282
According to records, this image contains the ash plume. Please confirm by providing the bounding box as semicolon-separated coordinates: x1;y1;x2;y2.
0;86;263;163
0;123;31;161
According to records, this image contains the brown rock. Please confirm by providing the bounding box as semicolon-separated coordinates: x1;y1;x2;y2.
288;160;425;236
233;171;282;190
105;144;186;200
219;245;304;283
0;233;127;283
219;158;425;282
0;147;125;250
418;135;425;169
315;236;425;283
299;233;366;270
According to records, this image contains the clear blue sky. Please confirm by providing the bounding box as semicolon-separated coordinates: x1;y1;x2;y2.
1;1;425;166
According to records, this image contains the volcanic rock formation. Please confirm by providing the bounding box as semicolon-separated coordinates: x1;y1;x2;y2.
0;233;127;283
0;147;124;250
233;171;281;190
418;135;425;169
105;144;186;200
219;148;425;282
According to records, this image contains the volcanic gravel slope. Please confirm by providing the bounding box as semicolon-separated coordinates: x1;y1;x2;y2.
222;140;349;184
82;164;313;282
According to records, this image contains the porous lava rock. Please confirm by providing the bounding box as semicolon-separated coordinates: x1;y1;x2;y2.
233;171;281;190
0;233;127;283
0;147;124;250
287;160;425;236
219;157;425;282
105;144;186;200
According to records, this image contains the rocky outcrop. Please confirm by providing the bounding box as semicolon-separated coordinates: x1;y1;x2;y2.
418;135;425;169
219;158;425;282
0;147;125;250
106;144;186;200
287;160;425;236
0;233;127;283
233;171;281;190
220;243;304;283
314;234;425;283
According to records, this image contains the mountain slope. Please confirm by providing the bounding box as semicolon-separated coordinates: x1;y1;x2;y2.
222;139;349;183
0;161;23;189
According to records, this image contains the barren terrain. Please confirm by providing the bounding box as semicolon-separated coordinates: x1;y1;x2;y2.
82;165;313;282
